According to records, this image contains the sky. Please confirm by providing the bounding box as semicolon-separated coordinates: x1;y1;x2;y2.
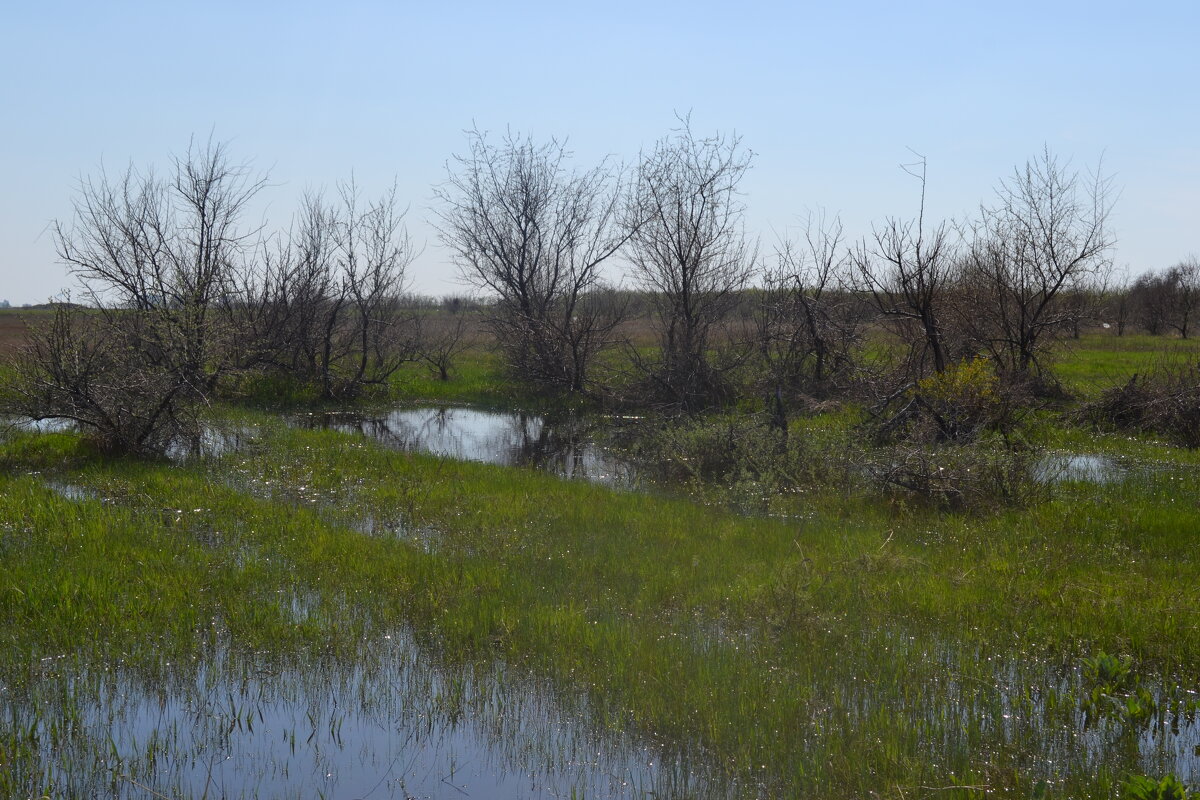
2;0;1197;304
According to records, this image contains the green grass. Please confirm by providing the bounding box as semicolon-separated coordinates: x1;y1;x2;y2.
388;331;1200;408
388;347;553;407
1052;334;1200;394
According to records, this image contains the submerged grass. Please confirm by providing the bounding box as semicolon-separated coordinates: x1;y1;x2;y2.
3;405;1198;797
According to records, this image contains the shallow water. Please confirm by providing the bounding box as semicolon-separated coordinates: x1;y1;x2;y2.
167;424;260;461
42;479;97;501
7;619;1198;798
3;633;730;800
298;407;639;487
1034;453;1125;484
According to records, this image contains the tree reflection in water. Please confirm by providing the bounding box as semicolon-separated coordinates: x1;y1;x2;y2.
302;407;638;487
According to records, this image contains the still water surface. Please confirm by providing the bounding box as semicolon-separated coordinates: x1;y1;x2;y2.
297;407;640;487
7;633;732;799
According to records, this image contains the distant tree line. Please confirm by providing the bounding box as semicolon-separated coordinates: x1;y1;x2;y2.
1121;258;1200;338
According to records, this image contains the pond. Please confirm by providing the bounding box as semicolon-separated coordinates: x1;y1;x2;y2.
296;406;640;487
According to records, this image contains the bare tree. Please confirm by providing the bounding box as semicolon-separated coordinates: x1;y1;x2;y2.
336;179;418;393
1164;257;1200;339
758;211;861;399
960;147;1114;376
433;129;628;393
852;154;957;377
1130;269;1172;335
57;139;266;391
5;140;265;454
226;192;339;380
416;310;471;381
1102;271;1133;336
624;118;757;409
234;181;416;398
1058;286;1095;339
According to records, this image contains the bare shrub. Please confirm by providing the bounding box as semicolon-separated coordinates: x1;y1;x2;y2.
913;357;1016;441
621;410;1041;513
627;415;784;483
61;139;265;392
416;310;471;381
1164;258;1200;339
5;304;204;456
863;444;1045;511
959;148;1114;377
1130;270;1173;336
236;181;417;399
1077;375;1155;432
1077;361;1200;448
871;357;1021;446
851;154;958;379
1100;273;1133;336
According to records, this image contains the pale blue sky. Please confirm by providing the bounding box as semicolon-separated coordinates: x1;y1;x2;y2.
2;0;1197;303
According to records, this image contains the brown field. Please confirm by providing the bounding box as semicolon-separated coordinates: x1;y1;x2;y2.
0;309;32;355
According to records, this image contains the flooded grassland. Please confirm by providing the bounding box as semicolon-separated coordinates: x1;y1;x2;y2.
2;409;1199;798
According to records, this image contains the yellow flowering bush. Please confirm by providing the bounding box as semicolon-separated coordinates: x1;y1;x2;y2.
913;357;1008;442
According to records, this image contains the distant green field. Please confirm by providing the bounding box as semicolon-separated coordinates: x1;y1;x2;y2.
1053;333;1200;394
379;329;1200;409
